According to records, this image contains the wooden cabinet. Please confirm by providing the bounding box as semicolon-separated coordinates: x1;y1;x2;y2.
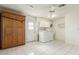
2;17;13;48
0;12;25;49
12;20;18;47
17;21;25;45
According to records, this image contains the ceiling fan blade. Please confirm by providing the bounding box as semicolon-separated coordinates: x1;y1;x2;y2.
58;4;66;7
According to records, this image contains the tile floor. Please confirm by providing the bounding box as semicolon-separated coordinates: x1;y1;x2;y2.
0;40;79;55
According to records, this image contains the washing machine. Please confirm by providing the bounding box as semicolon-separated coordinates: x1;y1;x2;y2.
39;30;54;42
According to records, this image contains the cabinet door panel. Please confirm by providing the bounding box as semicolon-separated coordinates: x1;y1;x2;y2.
2;17;12;48
17;21;25;45
12;20;18;46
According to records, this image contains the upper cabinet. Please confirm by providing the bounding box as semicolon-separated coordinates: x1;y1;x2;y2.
40;20;51;28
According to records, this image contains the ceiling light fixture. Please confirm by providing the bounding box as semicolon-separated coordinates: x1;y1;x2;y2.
49;6;56;18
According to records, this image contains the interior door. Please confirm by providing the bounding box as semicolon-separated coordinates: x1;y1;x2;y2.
17;21;25;45
2;17;12;48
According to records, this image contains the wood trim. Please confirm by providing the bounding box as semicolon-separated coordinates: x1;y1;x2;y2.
2;16;24;22
2;12;25;21
2;11;25;17
0;14;2;48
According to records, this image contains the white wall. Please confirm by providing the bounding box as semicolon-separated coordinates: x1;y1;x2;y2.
53;17;65;41
65;7;79;45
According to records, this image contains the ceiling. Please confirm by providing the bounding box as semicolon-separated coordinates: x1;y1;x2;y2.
0;4;79;19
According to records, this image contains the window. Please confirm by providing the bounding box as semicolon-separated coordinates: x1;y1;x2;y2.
28;22;34;30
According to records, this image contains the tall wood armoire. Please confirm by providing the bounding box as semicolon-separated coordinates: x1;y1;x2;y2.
0;11;25;49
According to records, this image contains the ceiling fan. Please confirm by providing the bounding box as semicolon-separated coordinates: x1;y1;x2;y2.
29;5;34;8
49;4;66;12
49;4;66;18
28;4;66;18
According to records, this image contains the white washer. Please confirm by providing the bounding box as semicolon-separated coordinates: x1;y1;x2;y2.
39;30;54;42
